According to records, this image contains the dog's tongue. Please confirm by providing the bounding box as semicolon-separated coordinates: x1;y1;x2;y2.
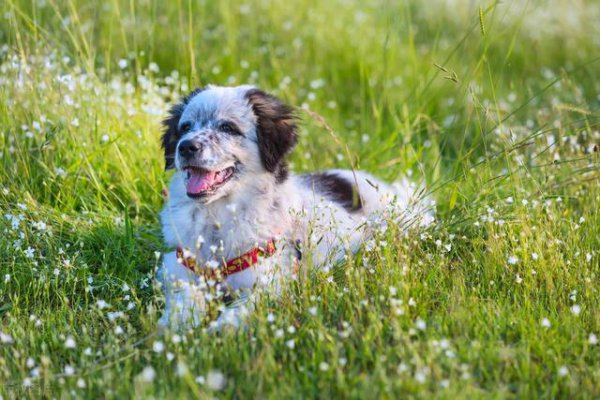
186;170;217;194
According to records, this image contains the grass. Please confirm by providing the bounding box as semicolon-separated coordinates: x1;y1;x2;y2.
1;0;599;398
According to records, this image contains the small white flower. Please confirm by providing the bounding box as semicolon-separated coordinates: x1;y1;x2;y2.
195;375;205;384
531;252;539;261
274;329;284;338
541;318;551;328
96;300;109;309
71;118;79;127
118;59;128;69
83;347;93;356
24;247;35;259
319;362;330;371
515;274;523;284
0;332;14;344
153;341;164;353
588;333;598;345
64;365;75;376
266;313;275;323
206;370;227;390
101;134;109;143
26;357;35;368
140;366;156;382
558;366;568;377
148;62;159;73
286;339;295;349
114;325;124;335
107;311;124;321
397;362;408;374
506;197;514;204
308;307;318;316
415;319;426;331
4;274;10;283
64;336;76;349
415;369;427;383
586;253;592;262
508;255;519;265
77;378;86;388
570;305;581;316
23;378;33;388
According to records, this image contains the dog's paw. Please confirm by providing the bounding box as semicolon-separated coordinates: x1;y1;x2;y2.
207;304;250;334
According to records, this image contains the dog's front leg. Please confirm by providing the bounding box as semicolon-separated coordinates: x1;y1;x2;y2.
209;253;295;332
157;251;206;330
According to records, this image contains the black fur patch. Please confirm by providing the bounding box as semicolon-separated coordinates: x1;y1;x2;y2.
303;172;363;212
245;89;298;183
161;87;205;170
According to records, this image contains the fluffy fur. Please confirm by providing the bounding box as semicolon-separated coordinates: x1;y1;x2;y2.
157;85;434;330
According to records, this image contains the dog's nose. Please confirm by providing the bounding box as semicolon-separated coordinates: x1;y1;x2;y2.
178;139;202;158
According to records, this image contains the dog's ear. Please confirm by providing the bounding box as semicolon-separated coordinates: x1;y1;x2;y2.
245;89;298;181
161;88;205;170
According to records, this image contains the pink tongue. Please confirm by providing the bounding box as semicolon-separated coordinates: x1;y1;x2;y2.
186;170;217;194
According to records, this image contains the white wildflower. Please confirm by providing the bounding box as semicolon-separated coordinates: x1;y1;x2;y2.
64;336;76;349
0;332;14;344
541;318;551;328
140;366;156;382
96;299;109;309
153;341;164;353
206;370;227;390
64;365;75;376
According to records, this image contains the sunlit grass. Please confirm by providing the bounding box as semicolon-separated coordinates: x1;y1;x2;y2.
0;0;599;398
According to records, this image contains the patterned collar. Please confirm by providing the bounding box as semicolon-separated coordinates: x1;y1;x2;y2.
176;240;277;280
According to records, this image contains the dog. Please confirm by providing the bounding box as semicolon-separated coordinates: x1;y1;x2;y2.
157;85;434;330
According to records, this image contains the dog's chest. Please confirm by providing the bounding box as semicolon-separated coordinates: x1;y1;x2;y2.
161;196;292;263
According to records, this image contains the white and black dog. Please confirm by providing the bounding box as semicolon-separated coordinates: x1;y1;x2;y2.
157;85;434;330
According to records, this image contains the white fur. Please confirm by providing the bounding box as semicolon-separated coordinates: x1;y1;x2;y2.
157;85;434;330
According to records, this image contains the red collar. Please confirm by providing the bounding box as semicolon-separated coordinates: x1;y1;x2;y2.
176;240;277;279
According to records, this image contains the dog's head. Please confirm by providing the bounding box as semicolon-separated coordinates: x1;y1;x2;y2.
162;85;298;203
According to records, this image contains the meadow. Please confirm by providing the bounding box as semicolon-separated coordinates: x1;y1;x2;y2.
0;0;599;398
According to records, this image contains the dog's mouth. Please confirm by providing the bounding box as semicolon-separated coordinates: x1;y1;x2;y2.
184;166;235;198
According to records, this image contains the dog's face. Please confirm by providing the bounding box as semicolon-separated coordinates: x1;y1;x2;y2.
162;85;297;203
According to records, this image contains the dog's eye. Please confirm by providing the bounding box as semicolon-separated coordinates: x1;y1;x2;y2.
179;121;192;134
218;121;241;136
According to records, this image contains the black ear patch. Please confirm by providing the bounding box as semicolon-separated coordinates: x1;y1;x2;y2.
161;87;205;170
245;89;298;182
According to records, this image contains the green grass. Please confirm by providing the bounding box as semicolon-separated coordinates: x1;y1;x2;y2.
1;0;599;398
